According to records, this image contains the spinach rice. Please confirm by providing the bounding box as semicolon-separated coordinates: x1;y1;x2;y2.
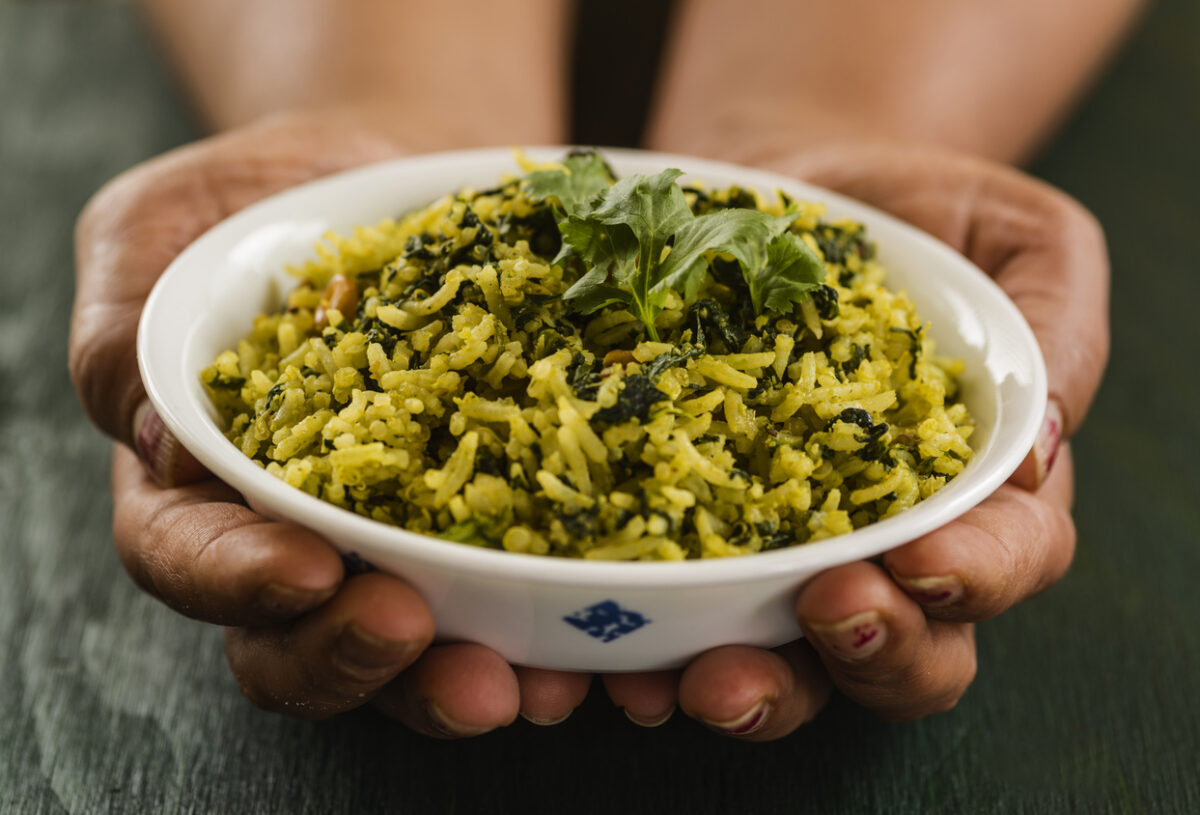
201;151;974;560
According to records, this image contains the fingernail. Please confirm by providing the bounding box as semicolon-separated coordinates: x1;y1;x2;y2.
807;610;887;661
1013;399;1064;490
332;622;420;674
426;701;496;738
890;573;964;608
625;705;675;728
702;700;770;736
521;710;574;727
133;401;207;488
1033;399;1064;486
255;582;334;617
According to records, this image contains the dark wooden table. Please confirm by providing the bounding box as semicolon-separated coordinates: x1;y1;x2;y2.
2;2;1197;813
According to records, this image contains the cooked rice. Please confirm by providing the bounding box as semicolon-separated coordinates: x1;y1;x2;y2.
201;158;974;560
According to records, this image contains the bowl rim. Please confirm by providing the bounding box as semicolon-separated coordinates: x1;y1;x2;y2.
138;145;1047;589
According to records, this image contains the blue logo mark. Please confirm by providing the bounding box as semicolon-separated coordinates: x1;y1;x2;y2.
563;600;651;643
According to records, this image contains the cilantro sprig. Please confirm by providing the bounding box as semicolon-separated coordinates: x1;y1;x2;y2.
525;152;825;341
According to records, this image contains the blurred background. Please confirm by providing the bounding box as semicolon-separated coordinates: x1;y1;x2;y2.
1;1;1197;813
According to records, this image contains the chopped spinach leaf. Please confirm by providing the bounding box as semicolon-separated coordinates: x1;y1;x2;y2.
592;374;667;425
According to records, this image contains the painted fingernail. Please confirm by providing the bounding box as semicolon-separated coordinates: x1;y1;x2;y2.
521;710;574;727
255;582;334;617
625;705;675;728
890;573;965;608
807;610;887;661
1033;399;1064;486
133;401;207;488
332;623;420;676
703;700;770;736
426;701;496;738
1014;399;1064;490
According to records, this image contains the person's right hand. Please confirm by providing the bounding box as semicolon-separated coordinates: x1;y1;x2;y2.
70;111;593;735
602;142;1109;738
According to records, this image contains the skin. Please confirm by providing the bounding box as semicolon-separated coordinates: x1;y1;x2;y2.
647;0;1146;166
605;147;1105;736
70;0;1126;738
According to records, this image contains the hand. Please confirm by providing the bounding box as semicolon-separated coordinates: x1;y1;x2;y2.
604;144;1109;738
70;111;592;735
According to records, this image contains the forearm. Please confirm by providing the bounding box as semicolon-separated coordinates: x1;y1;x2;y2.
138;0;570;146
645;0;1145;165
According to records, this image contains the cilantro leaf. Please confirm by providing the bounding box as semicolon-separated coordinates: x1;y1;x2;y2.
529;154;827;341
560;169;692;340
747;231;826;313
524;152;614;215
589;169;692;269
558;217;640;314
656;209;775;300
559;225;640;315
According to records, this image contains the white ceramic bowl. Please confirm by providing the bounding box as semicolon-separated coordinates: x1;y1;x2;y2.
138;147;1046;671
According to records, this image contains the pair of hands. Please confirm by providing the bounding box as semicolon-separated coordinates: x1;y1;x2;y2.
69;111;1108;740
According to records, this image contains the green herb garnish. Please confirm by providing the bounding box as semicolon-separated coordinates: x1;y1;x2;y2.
526;152;825;340
439;505;514;548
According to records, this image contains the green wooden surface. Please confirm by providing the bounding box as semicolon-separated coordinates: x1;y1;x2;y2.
1;3;1197;813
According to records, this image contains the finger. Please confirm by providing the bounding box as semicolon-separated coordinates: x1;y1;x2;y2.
372;644;521;738
71;145;247;449
111;444;343;625
884;444;1076;623
1008;397;1064;492
982;186;1109;438
797;561;977;721
132;401;210;488
779;146;1109;436
226;572;433;719
677;643;832;741
514;667;593;726
602;670;681;727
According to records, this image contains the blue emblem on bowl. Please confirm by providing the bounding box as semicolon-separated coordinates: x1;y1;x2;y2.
563;600;651;643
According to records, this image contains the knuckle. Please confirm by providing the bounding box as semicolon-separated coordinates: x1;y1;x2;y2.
1057;510;1078;569
231;668;274;712
1036;186;1100;242
968;518;1022;618
1038;504;1077;590
67;328;127;438
308;634;412;693
188;514;256;600
225;631;335;720
135;499;207;615
322;657;398;692
224;634;284;712
1020;185;1108;266
933;633;978;715
891;653;976;721
953;644;979;700
1057;194;1106;253
76;171;137;244
76;157;180;252
924;689;965;718
870;625;977;722
111;518;159;600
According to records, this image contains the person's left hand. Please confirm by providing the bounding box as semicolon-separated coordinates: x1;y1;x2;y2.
70;110;593;735
604;144;1108;738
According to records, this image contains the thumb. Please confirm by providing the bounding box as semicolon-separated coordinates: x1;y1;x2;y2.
780;145;1110;438
69;112;411;472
